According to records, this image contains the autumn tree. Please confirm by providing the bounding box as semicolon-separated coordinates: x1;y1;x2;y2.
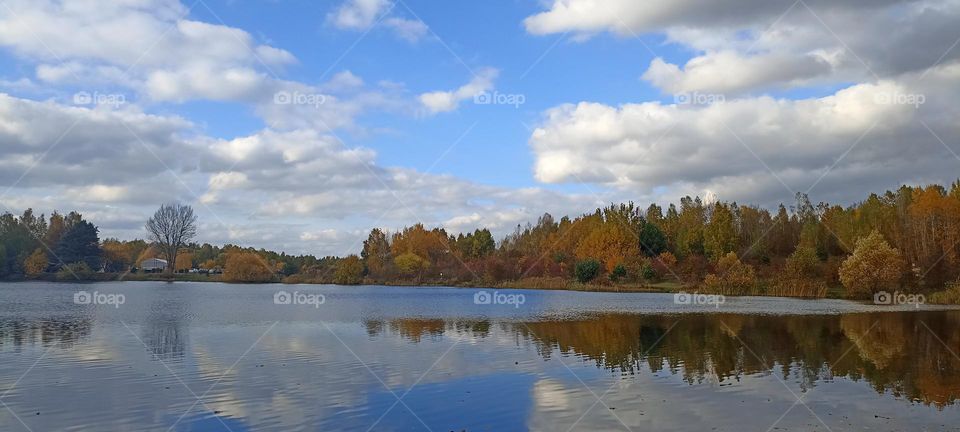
223;252;274;282
705;202;737;260
334;255;364;285
454;229;496;259
575;222;637;272
773;246;827;297
702;252;756;295
175;251;194;273
101;240;130;272
839;230;906;297
394;253;428;281
23;249;47;276
146;203;197;276
361;228;392;277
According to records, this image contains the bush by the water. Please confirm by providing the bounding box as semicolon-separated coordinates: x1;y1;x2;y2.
769;246;828;297
575;259;601;283
56;262;93;281
223;252;276;282
930;283;960;304
701;252;757;295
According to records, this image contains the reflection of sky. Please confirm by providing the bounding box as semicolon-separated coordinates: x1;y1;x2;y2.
358;373;537;431
1;283;960;431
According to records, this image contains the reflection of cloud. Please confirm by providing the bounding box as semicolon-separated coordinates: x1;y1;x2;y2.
532;378;570;411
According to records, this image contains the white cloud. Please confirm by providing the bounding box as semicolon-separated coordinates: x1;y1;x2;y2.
0;0;295;103
383;17;428;42
530;64;960;205
328;0;428;42
642;52;832;95
527;0;960;94
328;0;389;29
419;68;498;114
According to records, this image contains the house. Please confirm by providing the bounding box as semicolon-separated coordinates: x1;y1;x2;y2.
141;258;168;272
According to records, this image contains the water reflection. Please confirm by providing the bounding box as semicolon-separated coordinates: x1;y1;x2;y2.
364;312;960;408
2;283;960;431
141;294;190;360
0;318;92;348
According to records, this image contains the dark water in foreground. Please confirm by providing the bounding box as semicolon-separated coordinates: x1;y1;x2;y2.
1;283;960;431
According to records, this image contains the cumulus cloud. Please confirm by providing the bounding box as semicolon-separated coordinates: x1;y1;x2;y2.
524;0;905;37
0;93;195;187
530;64;960;205
0;90;602;255
327;0;428;42
642;52;832;95
419;68;498;114
527;0;960;94
0;0;295;103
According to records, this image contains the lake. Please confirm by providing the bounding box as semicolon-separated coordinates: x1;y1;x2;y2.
1;282;959;431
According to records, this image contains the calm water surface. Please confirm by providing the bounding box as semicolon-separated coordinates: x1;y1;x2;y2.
1;282;960;431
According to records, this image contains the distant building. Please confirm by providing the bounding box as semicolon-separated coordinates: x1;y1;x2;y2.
141;258;168;272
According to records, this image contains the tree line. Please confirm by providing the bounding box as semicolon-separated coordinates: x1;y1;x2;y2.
1;181;959;302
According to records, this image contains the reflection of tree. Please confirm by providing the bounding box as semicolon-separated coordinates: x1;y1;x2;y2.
391;319;444;343
513;311;960;407
362;319;492;343
0;317;92;348
141;297;188;360
365;312;960;406
840;314;906;369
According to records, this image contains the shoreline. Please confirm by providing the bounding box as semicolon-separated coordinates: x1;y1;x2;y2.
0;274;864;301
6;274;959;306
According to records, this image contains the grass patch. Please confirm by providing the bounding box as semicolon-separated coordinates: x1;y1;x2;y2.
929;283;960;305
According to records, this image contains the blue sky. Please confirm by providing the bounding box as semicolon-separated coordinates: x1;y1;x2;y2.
0;0;958;255
180;0;674;189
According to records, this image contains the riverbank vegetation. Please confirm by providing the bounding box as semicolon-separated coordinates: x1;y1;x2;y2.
2;182;959;302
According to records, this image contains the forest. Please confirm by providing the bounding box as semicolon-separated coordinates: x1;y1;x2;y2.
2;181;959;303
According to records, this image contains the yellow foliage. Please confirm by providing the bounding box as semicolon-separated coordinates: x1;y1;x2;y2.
575;222;637;272
839;230;905;297
702;252;757;295
23;249;47;275
394;253;428;277
334;255;364;285
175;251;193;272
223;252;275;282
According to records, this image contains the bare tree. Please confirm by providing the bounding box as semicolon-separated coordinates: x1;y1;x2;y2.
146;203;197;277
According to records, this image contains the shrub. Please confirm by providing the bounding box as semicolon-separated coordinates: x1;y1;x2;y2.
609;264;627;282
333;255;364;285
394;253;428;279
641;263;656;280
701;252;757;295
575;259;601;283
930;283;960;305
839;230;905;298
24;249;48;276
56;262;93;281
770;246;828;297
223;252;275;283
